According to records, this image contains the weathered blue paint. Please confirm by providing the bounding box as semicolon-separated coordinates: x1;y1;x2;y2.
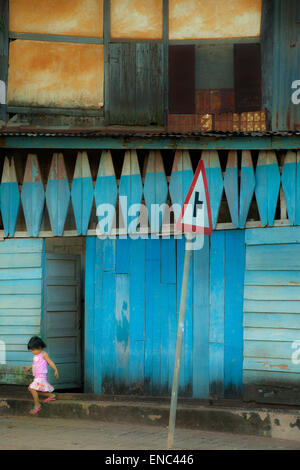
255;151;280;227
45;154;70;236
281;151;300;225
0;238;43;385
21;155;45;237
192;235;210;398
239;151;256;228
244;226;300;404
224;151;238;228
71;152;94;236
94;150;118;234
85;233;245;397
143;151;168;233
209;231;225;398
0;156;20;237
224;231;245;398
119;151;143;234
201;151;223;229
169;150;193;223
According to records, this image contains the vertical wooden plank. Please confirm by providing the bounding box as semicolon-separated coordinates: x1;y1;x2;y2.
115;273;130;391
71;152;94;235
95;150;118;234
21;154;45;237
169;150;193;223
119;150;143;234
144;238;160;394
151;240;162;395
167;282;177;392
84;237;95;393
109;43;122;125
118;42;136;125
209;231;225;398
239;151;255;228
169;45;195;114
100;270;116;394
224;231;245;398
201;151;223;229
0;0;8;122
116;238;130;274
281;151;300;225
149;42;164;125
255;151;281;227
177;237;193;396
93;238;104;394
144;150;168;233
224;151;239;228
46;153;70;236
102;238;116;272
192;235;210;398
129;238;146;392
136;42;150;125
161;237;176;285
1;156;20;237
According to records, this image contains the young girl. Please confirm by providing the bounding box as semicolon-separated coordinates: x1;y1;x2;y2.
23;336;59;415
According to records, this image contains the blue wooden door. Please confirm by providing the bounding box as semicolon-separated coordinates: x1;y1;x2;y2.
85;234;245;398
43;254;81;389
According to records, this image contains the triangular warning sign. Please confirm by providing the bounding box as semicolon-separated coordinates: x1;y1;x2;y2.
176;160;213;235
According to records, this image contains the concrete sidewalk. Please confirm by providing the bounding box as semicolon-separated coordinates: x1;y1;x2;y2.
1;416;300;450
0;388;300;443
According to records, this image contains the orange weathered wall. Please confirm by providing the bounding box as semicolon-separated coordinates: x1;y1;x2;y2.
169;0;262;39
111;0;163;39
7;41;104;109
9;0;103;37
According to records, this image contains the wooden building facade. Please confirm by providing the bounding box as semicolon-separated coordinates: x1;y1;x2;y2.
0;0;299;405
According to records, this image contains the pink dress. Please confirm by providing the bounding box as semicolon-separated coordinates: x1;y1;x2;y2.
28;352;54;392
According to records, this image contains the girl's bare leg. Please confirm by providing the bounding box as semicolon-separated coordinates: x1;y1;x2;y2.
38;391;56;398
29;389;41;408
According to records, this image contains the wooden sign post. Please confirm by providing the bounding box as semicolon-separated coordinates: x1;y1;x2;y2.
167;160;212;449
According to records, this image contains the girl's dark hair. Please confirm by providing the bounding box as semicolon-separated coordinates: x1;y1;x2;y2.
27;336;46;350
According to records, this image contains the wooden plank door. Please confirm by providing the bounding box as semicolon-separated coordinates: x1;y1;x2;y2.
43;253;81;389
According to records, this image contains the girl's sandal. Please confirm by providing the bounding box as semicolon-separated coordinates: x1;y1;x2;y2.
43;397;56;403
29;407;41;415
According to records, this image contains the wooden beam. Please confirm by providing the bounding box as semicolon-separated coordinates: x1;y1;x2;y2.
1;218;291;239
0;0;8;122
9;32;103;44
7;106;104;117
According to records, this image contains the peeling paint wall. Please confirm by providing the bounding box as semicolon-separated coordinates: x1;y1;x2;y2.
9;0;103;37
7;41;104;109
111;0;163;39
169;0;262;39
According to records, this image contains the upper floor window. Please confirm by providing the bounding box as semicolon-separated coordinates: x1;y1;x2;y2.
169;0;262;40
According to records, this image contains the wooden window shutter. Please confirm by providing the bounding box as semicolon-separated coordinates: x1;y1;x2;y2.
169;45;195;114
234;43;262;112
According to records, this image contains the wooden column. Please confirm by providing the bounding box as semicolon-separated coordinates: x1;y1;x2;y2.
0;0;8;122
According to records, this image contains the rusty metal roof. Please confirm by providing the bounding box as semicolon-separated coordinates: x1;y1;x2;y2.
0;126;299;138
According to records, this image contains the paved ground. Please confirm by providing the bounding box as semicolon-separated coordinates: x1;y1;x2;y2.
0;415;300;450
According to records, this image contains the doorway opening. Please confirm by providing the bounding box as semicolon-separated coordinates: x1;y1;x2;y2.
44;237;86;392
